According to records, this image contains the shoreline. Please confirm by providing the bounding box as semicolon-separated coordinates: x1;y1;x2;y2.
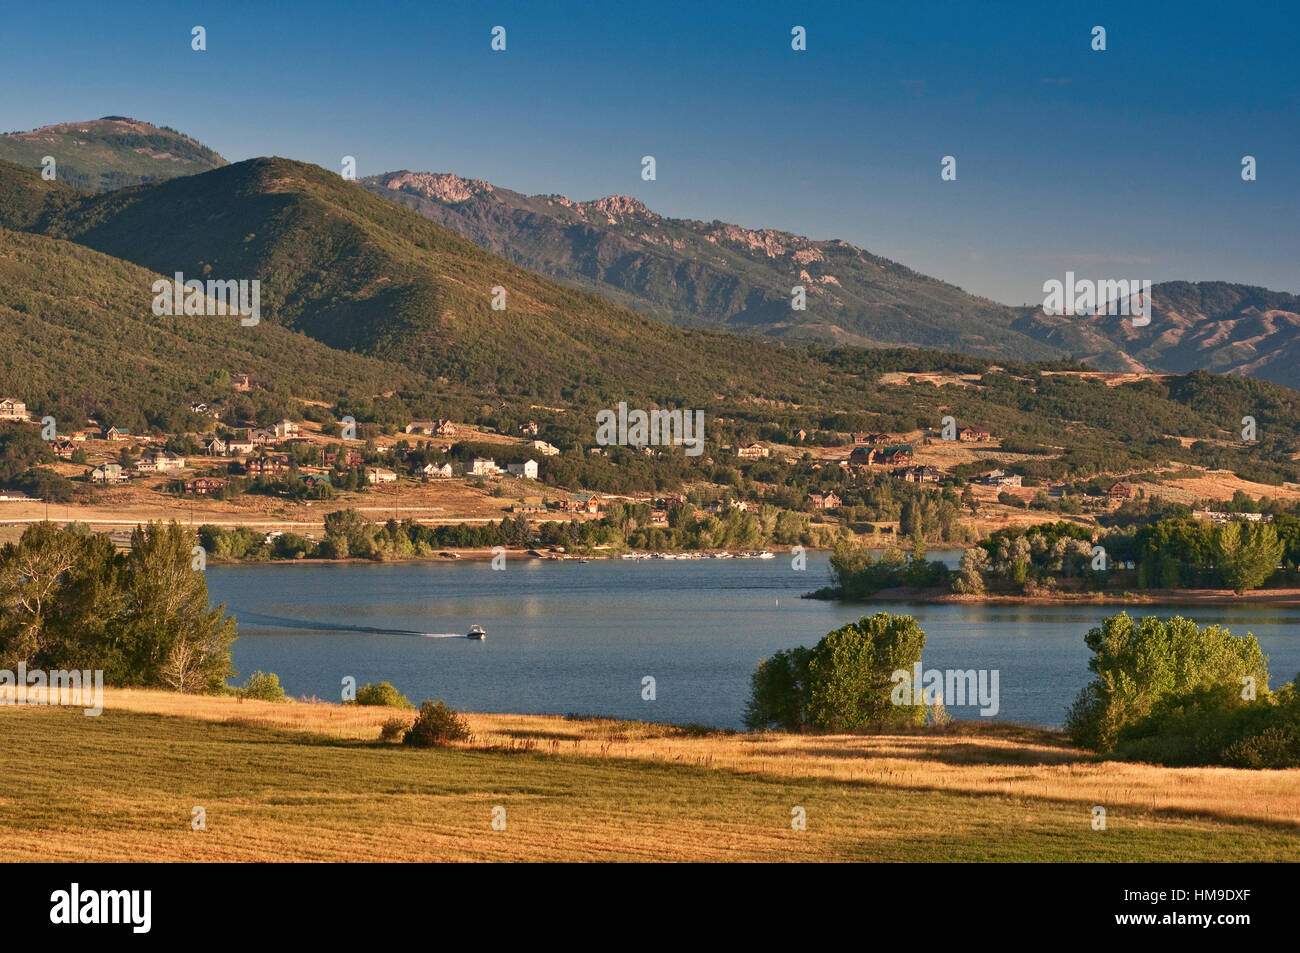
810;585;1300;607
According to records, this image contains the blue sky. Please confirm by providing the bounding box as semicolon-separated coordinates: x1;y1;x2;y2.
2;0;1296;305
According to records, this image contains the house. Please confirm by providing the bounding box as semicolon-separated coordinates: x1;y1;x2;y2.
366;467;397;484
507;459;539;480
302;474;332;490
893;465;941;483
230;373;254;392
470;458;502;476
0;490;34;502
105;426;132;441
246;454;289;475
529;440;560;457
155;451;186;472
133;456;159;473
511;497;545;514
273;420;301;439
976;469;1022;488
794;429;808;442
848;447;876;466
958;426;992;442
90;463;126;484
736;443;769;459
205;437;228;456
808;491;842;511
0;398;28;422
567;492;600;514
405;421;438;435
324;449;363;467
1108;482;1133;500
874;445;914;466
414;462;453;479
519;421;539;436
226;439;255;456
250;428;277;446
650;509;669;525
51;440;77;459
184;477;227;495
436;420;458;437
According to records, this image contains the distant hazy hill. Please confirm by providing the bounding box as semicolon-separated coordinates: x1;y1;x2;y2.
0;117;226;191
360;170;1061;360
1018;282;1300;386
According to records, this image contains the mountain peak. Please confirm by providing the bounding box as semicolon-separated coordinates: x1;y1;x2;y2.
368;170;494;203
0;117;226;190
576;194;653;220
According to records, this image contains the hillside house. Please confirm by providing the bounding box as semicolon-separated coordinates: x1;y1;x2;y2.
414;462;453;479
567;492;600;514
436;420;458;437
976;469;1022;488
507;459;539;480
324;448;363;467
227;439;255;455
0;398;28;422
250;428;277;446
230;373;254;392
105;426;132;441
510;497;545;514
90;463;126;484
155;451;186;472
893;465;941;483
405;421;439;435
958;426;992;442
205;437;228;456
246;454;289;475
470;458;502;476
519;421;539;436
1108;482;1133;500
529;440;560;457
808;491;842;510
273;420;301;439
874;445;914;466
366;467;397;484
184;478;227;495
736;443;770;459
51;440;77;459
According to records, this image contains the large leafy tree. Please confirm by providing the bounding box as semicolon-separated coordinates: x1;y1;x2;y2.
1066;612;1270;751
1213;522;1283;593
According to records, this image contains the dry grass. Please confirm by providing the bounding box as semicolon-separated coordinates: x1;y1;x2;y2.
82;689;1300;831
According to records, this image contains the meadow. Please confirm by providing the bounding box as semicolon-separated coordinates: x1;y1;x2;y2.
0;689;1295;862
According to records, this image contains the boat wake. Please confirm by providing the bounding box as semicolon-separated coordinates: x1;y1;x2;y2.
233;610;457;640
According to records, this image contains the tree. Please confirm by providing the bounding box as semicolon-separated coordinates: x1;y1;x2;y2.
1214;523;1283;593
951;547;988;594
743;646;812;731
1066;613;1270;751
805;613;927;731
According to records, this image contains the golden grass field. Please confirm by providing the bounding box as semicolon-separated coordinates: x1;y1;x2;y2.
0;689;1296;862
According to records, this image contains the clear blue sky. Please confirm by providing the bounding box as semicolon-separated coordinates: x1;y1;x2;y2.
3;0;1296;305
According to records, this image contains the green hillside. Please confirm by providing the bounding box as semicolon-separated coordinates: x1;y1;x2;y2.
0;118;226;191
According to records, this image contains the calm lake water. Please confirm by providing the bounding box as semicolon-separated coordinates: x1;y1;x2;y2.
208;553;1300;730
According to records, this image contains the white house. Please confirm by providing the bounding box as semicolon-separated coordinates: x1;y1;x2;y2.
415;462;453;479
470;458;502;476
507;459;539;480
0;398;29;422
529;440;560;457
273;420;301;439
366;467;397;484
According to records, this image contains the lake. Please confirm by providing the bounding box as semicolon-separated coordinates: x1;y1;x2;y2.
208;552;1300;730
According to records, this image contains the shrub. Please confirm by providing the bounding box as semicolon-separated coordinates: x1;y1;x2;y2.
402;700;471;748
379;717;410;742
353;681;414;709
239;670;286;702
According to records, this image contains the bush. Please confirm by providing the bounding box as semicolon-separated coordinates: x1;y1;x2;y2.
402;700;471;748
353;681;414;709
239;670;286;702
379;716;411;742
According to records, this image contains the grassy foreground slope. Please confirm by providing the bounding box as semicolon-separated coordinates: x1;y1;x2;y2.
0;690;1295;862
